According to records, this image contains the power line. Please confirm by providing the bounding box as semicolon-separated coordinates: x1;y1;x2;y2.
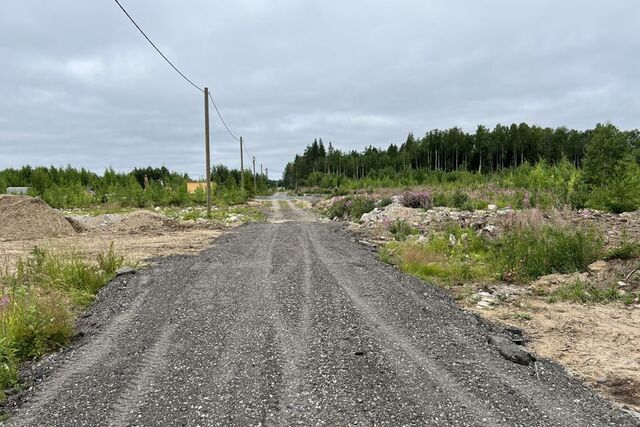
208;92;240;142
113;0;247;171
113;0;203;93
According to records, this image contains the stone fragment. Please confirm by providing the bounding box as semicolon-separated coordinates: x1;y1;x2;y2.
489;335;535;365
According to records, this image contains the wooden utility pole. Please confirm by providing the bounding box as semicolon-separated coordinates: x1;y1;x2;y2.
265;168;268;181
204;87;211;217
260;163;263;177
240;136;244;192
252;156;257;193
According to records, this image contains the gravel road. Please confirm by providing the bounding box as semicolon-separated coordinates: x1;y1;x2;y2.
5;199;637;426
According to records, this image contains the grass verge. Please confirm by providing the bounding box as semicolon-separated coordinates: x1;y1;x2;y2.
0;245;125;399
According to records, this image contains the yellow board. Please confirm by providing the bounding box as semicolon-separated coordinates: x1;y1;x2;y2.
186;182;208;194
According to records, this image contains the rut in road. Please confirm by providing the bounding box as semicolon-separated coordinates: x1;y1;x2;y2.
5;199;636;426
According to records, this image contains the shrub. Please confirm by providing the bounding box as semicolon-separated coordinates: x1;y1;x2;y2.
348;197;375;221
495;225;604;281
450;189;470;209
326;196;374;221
377;197;393;208
388;220;419;241
400;191;432;209
578;123;640;213
326;199;349;219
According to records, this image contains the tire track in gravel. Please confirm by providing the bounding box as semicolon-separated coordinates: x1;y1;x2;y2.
300;225;504;426
109;323;178;427
301;220;632;426
266;223;314;424
308;221;613;426
9;255;204;426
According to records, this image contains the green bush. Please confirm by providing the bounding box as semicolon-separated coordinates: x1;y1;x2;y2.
326;196;374;221
349;197;375;221
389;220;419;241
495;225;604;281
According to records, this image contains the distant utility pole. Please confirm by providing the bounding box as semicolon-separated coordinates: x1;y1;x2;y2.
240;136;244;192
260;163;263;177
265;168;268;181
252;156;257;193
204;87;212;217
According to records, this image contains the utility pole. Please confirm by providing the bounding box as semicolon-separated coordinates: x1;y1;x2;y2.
204;87;211;217
252;156;257;193
265;168;268;181
240;136;244;192
260;163;263;177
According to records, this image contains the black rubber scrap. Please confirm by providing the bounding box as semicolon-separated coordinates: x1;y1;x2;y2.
489;335;536;366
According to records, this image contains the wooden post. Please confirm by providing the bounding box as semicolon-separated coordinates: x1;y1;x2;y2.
240;136;244;192
252;156;257;193
204;87;211;217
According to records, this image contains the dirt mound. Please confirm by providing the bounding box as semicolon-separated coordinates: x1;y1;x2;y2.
67;211;182;234
0;195;76;241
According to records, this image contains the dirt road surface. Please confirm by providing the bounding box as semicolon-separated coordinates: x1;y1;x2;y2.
5;197;637;426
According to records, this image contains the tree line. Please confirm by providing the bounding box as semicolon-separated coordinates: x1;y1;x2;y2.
283;123;640;187
0;165;271;208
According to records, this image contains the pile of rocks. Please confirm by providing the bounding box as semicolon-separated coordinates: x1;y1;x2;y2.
360;202;513;237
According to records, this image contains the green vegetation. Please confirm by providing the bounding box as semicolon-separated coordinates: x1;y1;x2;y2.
388;220;419;241
0;246;125;397
604;233;640;260
548;281;634;305
495;225;604;282
0;164;273;209
285;123;640;212
325;196;375;221
382;223;605;286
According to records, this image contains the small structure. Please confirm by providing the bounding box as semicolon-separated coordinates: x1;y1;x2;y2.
186;182;208;194
6;187;29;195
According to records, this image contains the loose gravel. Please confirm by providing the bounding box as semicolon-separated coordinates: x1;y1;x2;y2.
2;200;637;426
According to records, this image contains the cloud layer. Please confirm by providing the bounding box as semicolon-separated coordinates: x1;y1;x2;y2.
1;0;638;178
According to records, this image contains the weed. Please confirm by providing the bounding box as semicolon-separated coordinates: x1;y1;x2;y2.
388;220;419;241
548;280;635;304
495;225;603;282
400;191;432;209
0;246;127;395
605;233;640;260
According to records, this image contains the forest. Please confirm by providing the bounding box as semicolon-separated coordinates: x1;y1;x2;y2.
0;164;271;208
283;123;640;213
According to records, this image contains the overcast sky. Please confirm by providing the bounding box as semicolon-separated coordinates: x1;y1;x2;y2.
1;1;638;179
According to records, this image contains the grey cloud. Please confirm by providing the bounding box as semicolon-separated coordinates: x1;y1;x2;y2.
1;0;639;178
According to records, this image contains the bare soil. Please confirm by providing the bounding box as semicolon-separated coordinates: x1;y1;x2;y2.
480;300;640;411
0;195;75;241
0;197;242;272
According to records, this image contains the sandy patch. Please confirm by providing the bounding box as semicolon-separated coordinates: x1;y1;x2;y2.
478;300;640;411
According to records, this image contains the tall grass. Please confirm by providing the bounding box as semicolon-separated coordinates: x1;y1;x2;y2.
382;223;605;286
0;245;124;397
495;225;604;282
